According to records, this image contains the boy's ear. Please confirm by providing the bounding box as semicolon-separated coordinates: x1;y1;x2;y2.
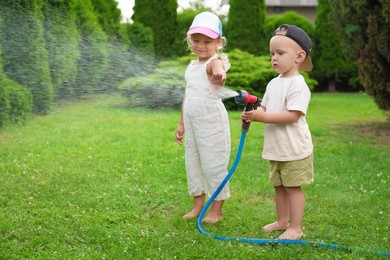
296;50;307;63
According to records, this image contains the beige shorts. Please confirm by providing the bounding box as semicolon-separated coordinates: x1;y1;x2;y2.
269;154;314;187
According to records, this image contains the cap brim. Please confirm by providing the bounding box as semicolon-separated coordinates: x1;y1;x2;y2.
300;55;313;71
187;27;219;39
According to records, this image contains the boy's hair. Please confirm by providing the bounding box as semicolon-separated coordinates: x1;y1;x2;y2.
185;35;227;53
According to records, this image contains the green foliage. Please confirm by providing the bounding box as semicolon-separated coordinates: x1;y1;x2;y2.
124;22;155;59
264;11;315;41
119;56;191;109
0;75;32;127
133;0;178;58
227;0;266;55
73;0;109;96
90;0;122;37
42;0;81;99
119;49;317;110
331;0;390;110
226;49;317;109
0;0;53;114
313;0;359;91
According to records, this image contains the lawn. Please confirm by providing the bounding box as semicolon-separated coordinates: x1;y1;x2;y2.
0;93;389;259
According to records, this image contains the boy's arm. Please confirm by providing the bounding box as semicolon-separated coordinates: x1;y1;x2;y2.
241;109;302;124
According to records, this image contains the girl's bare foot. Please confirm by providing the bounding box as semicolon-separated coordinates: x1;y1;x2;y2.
182;208;201;219
278;228;304;240
202;212;223;223
262;221;289;233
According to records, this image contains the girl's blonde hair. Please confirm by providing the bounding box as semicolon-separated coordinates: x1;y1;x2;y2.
185;35;228;53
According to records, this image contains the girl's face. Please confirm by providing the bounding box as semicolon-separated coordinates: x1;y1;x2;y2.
269;35;306;77
190;33;221;62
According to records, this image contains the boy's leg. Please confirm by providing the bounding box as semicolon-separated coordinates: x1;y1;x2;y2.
183;194;205;219
202;200;224;223
278;186;305;239
263;185;289;232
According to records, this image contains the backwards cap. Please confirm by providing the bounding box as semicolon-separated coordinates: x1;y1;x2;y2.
273;24;313;71
187;12;222;39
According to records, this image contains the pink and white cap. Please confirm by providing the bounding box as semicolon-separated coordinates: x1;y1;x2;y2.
187;12;222;39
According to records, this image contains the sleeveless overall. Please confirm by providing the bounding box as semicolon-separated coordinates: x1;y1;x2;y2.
183;54;231;200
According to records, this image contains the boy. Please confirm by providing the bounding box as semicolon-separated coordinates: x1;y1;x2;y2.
241;24;314;240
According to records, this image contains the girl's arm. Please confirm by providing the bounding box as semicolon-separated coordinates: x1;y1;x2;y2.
175;96;185;145
207;59;226;86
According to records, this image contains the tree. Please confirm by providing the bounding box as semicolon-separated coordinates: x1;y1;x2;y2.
0;12;32;126
73;0;109;96
132;0;178;59
227;0;265;55
313;0;358;92
331;0;390;110
90;0;122;37
0;0;53;114
42;0;81;99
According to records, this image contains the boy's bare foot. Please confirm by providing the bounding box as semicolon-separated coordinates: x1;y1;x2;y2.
262;221;289;233
202;212;223;224
277;228;304;240
182;209;201;219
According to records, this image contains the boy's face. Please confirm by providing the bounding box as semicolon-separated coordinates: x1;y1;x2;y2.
190;33;222;62
269;35;307;77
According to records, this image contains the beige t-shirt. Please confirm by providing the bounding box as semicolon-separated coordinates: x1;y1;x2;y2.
261;74;313;161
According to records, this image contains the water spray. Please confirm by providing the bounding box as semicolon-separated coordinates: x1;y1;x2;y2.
196;90;390;257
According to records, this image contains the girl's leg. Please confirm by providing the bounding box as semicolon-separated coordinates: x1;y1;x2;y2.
263;185;289;232
202;200;224;223
278;186;305;239
183;194;205;219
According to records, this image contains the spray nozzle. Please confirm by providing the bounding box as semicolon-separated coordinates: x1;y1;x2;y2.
235;90;261;111
234;90;260;106
234;90;262;132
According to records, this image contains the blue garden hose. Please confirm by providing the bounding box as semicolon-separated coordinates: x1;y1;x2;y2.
197;131;390;257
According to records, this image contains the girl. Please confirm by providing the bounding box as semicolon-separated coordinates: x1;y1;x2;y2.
175;12;236;223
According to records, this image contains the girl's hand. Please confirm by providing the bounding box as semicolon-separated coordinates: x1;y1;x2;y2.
211;71;226;86
175;124;184;145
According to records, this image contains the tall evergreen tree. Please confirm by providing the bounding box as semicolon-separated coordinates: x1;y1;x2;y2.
90;0;131;92
331;0;390;110
0;0;53;114
313;0;357;92
132;0;178;58
73;0;109;96
227;0;265;55
0;15;32;127
90;0;122;37
42;0;81;99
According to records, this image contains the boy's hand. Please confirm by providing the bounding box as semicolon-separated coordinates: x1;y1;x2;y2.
241;109;264;122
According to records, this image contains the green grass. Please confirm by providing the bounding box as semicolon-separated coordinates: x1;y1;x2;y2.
0;93;389;259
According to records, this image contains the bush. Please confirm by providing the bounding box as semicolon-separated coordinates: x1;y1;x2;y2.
119;50;317;110
0;75;32;127
261;11;315;54
0;0;53;114
225;49;317;109
119;56;191;109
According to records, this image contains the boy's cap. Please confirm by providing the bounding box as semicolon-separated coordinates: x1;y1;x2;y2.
187;12;222;39
273;24;313;71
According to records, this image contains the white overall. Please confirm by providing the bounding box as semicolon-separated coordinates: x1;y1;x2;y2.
183;54;232;201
